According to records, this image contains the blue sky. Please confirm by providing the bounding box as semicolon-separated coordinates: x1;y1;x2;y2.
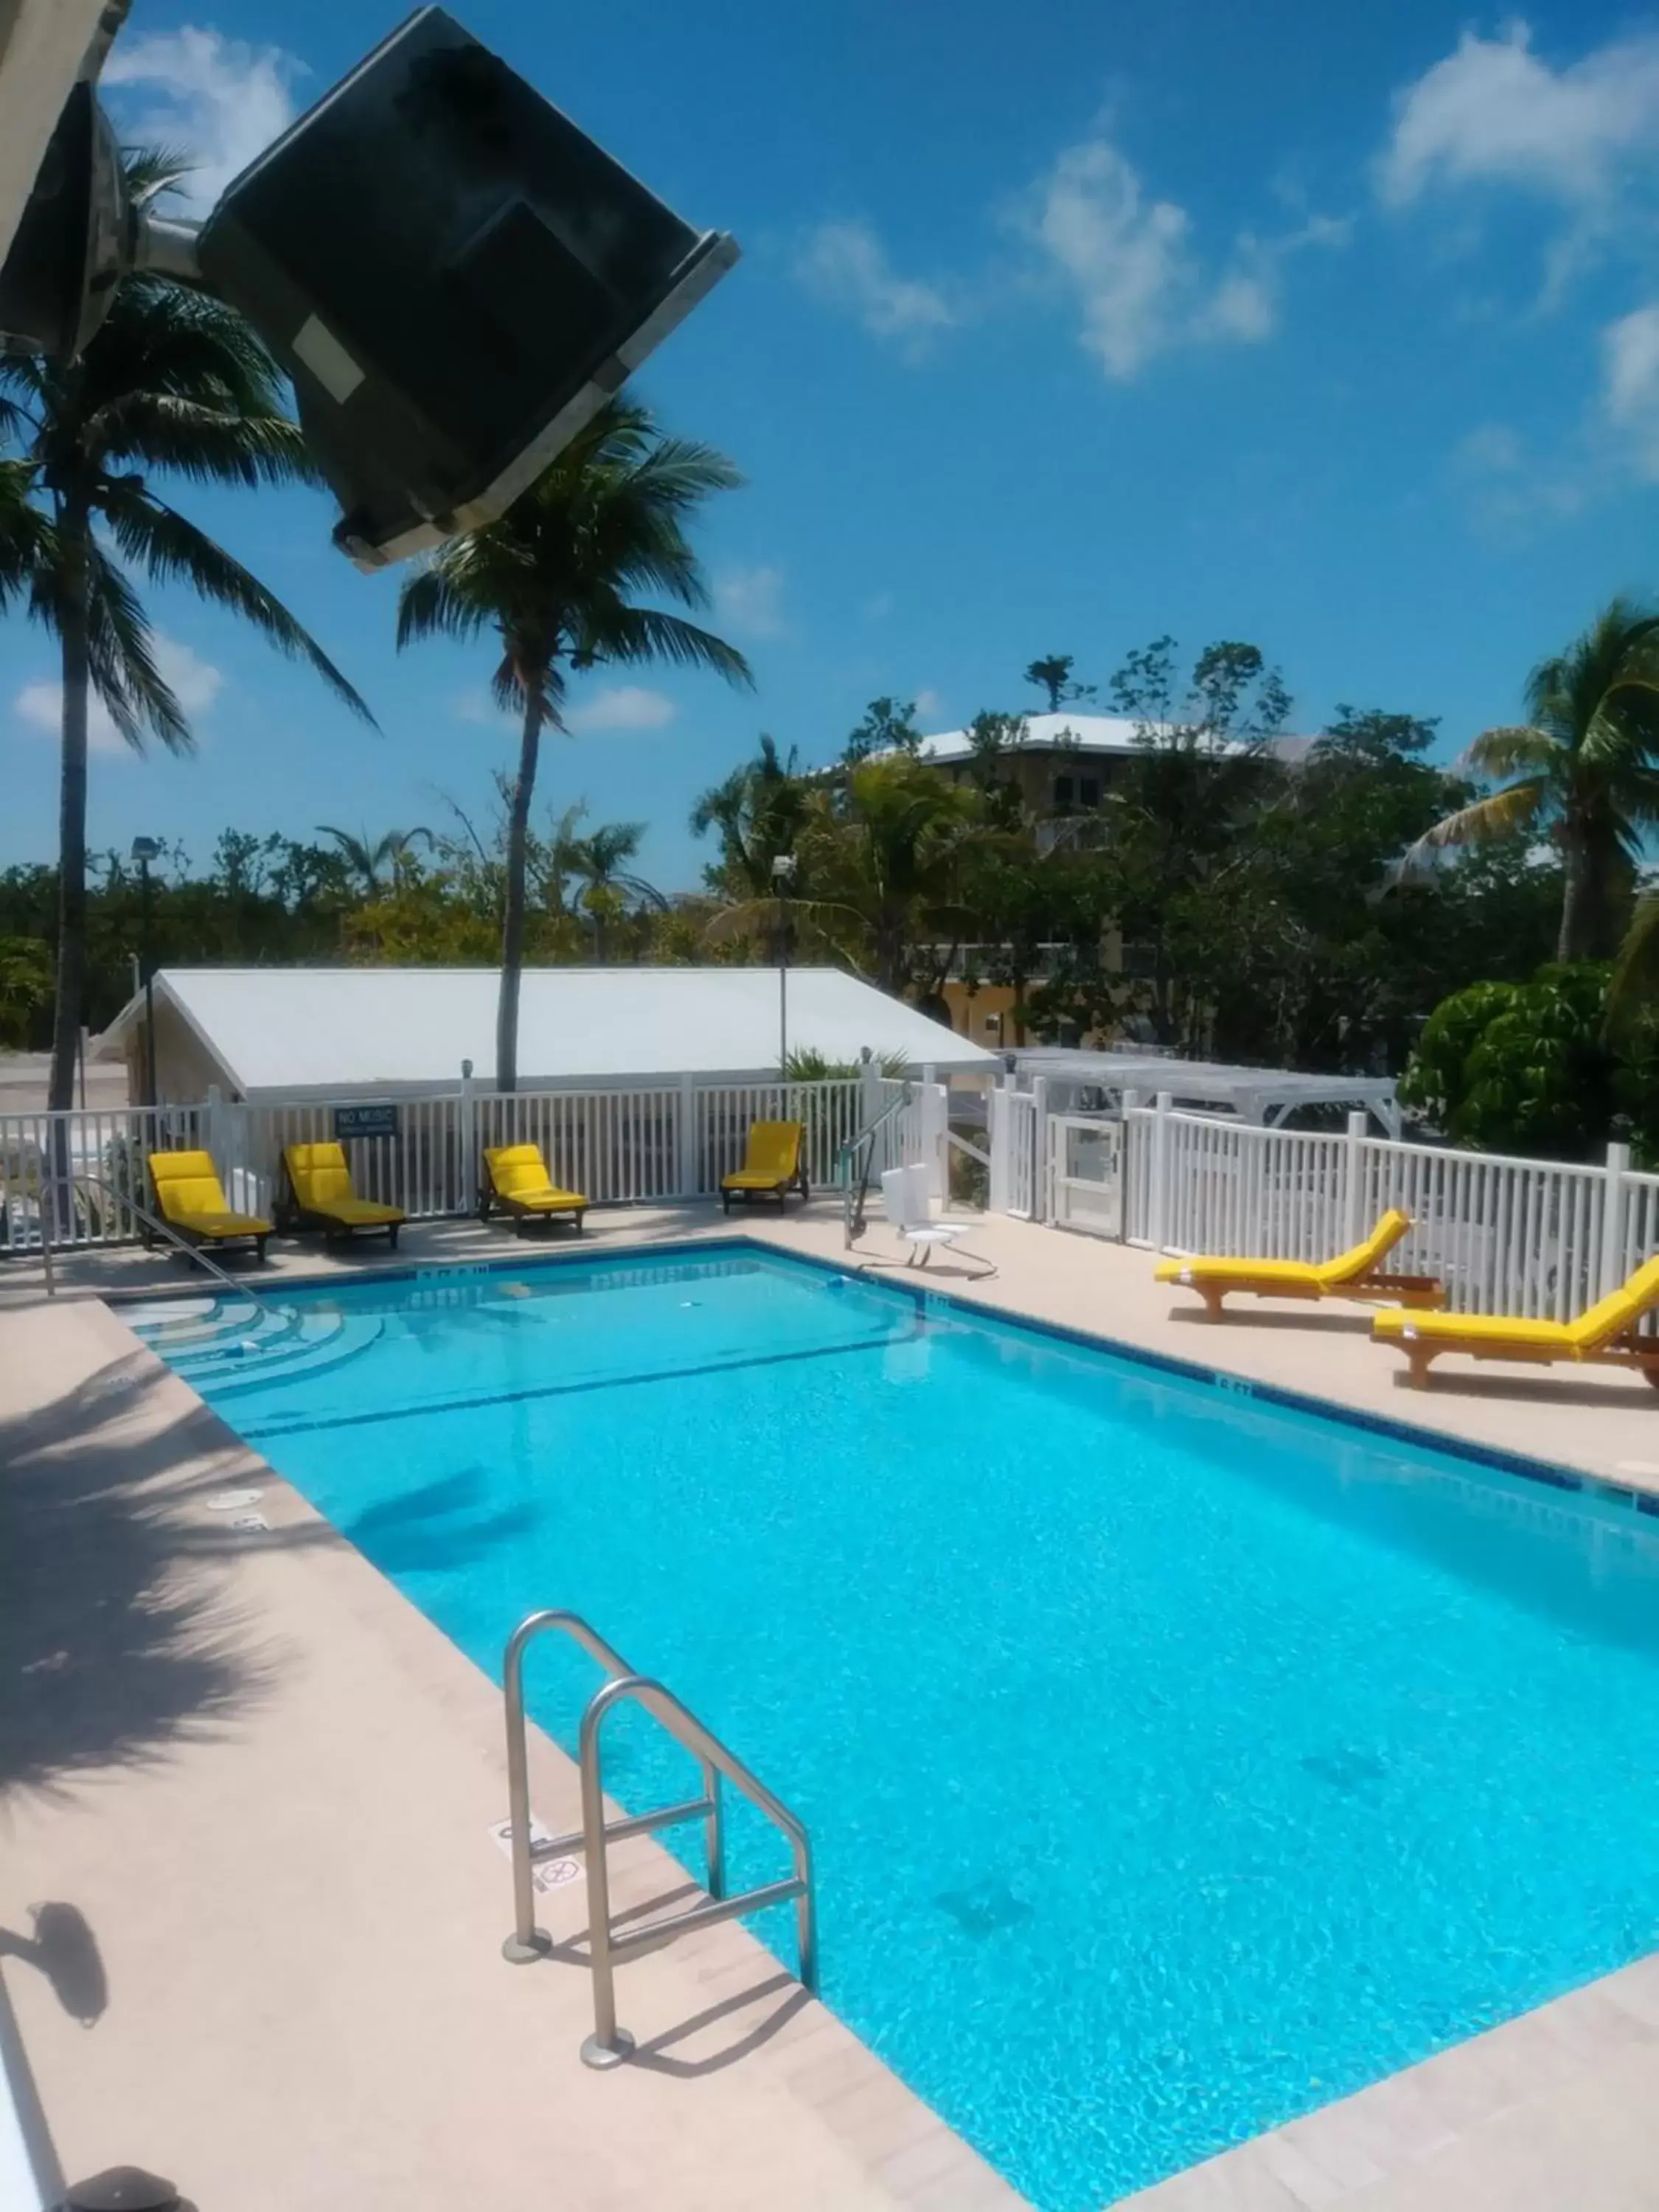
7;0;1659;892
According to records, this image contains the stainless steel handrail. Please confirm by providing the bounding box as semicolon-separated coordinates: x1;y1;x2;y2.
499;1608;817;2068
837;1083;911;1248
577;1673;815;2069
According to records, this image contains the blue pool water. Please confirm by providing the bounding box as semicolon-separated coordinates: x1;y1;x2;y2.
138;1246;1659;2209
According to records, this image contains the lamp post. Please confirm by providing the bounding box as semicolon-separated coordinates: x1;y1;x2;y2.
771;852;797;1074
131;837;161;1107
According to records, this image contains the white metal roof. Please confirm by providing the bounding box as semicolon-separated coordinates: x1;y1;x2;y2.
97;966;996;1096
915;714;1318;766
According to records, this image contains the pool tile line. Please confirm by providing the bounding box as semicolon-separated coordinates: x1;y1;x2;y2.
121;1222;1644;1526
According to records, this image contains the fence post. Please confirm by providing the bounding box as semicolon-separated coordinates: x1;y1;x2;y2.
1601;1139;1632;1297
1344;1110;1368;1248
1150;1090;1173;1251
1120;1089;1142;1244
1031;1075;1049;1222
459;1061;476;1213
987;1078;1010;1215
678;1073;699;1198
919;1067;947;1203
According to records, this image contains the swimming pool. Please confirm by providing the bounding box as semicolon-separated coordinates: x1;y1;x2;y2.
136;1243;1659;2210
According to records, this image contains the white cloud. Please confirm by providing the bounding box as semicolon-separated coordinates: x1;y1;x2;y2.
1379;24;1659;206
794;221;957;355
104;27;299;216
15;635;222;756
564;685;675;734
1015;137;1340;380
1453;422;1526;476
1602;305;1659;476
713;563;788;639
912;686;943;720
451;687;506;726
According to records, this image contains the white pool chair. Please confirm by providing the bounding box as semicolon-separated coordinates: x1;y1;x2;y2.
878;1166;994;1276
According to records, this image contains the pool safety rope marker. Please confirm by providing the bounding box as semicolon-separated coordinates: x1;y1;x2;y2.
499;1607;818;2068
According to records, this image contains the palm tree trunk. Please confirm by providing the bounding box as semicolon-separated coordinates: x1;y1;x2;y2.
48;498;92;1117
497;687;543;1091
1558;834;1592;964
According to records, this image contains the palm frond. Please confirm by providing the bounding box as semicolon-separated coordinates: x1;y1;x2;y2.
579;603;752;686
1610;891;1659;1030
91;393;314;487
100;481;375;725
1402;782;1547;869
1463;725;1557;780
83;543;189;754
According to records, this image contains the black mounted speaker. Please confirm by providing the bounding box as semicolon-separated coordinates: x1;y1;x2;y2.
195;7;738;568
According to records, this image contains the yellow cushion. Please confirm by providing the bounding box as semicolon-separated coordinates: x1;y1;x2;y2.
285;1141;403;1225
1312;1208;1411;1286
150;1149;232;1221
1372;1310;1571;1349
309;1196;405;1227
484;1144;584;1208
168;1208;272;1239
1154;1256;1321;1287
1568;1254;1659;1348
724;1121;803;1185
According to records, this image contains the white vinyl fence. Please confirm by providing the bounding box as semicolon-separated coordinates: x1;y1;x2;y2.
1117;1099;1659;1319
0;1075;888;1256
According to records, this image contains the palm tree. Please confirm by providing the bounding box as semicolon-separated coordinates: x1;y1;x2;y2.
316;824;433;897
1406;599;1659;961
0;157;372;1112
691;732;809;897
567;821;664;961
395;398;750;1088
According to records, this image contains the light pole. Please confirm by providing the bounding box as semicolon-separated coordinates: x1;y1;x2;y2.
771;852;797;1074
131;836;161;1107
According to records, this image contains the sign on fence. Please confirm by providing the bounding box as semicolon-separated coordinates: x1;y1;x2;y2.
334;1102;399;1140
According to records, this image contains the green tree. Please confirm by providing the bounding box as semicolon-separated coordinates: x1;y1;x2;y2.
395;399;748;1088
566;820;664;961
842;695;922;765
0;158;372;1111
692;733;810;896
1407;598;1659;962
1023;654;1096;712
314;824;434;897
1398;964;1659;1161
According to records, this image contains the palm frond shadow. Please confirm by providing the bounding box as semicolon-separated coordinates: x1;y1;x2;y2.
0;1349;326;1798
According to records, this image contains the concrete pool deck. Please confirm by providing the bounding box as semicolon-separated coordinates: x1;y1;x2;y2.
4;1202;1659;2211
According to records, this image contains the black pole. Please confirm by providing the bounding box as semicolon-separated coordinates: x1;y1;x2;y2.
139;857;156;1108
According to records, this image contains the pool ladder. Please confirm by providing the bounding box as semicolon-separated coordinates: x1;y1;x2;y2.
499;1609;818;2068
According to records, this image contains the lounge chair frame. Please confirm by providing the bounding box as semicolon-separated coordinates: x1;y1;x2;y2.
479;1145;587;1235
279;1142;403;1248
720;1122;810;1215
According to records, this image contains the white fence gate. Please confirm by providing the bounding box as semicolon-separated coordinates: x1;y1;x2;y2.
1048;1114;1124;1239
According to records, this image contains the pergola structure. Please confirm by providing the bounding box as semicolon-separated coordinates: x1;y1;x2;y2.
1008;1048;1402;1135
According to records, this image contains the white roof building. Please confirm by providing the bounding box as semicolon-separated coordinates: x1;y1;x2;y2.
97;965;996;1102
913;713;1318;767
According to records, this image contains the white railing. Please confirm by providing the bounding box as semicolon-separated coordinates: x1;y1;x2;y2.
1113;1097;1654;1319
0;1077;882;1256
0;1102;206;1250
231;1093;470;1219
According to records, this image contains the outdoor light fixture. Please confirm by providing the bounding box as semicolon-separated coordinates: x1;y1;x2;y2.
0;7;739;569
772;853;798;1073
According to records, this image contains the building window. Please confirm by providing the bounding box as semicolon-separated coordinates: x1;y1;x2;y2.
1079;776;1100;809
1053;775;1074;812
983;1012;1003;1038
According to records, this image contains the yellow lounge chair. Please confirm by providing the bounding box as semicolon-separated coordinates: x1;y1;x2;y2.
282;1141;404;1247
148;1149;271;1264
1154;1208;1441;1321
480;1144;586;1234
720;1120;807;1214
1374;1254;1659;1390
